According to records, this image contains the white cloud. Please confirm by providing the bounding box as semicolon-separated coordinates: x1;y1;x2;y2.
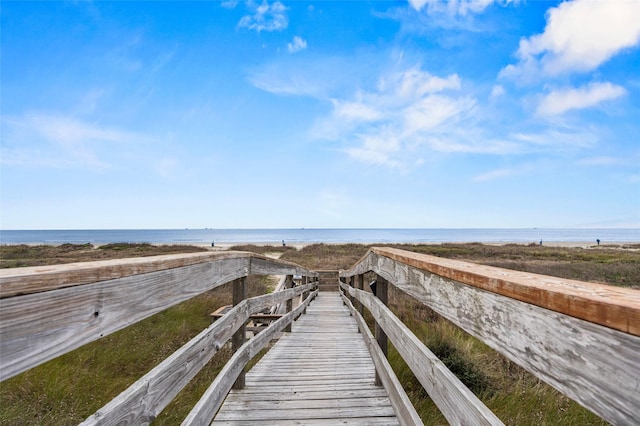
238;0;288;32
287;36;307;53
221;0;238;8
1;113;148;169
490;84;505;99
501;0;640;80
408;0;513;15
536;82;626;116
312;66;488;167
474;167;519;181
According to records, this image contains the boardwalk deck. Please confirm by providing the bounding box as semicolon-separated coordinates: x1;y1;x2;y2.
212;292;400;425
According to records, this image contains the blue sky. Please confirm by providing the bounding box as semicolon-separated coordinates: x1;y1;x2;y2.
1;0;639;230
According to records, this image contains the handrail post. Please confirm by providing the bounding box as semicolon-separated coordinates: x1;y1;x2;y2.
357;274;364;317
374;275;388;386
232;276;247;389
285;275;293;332
302;276;309;314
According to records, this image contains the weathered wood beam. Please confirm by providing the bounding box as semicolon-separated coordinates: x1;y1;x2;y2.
341;282;503;425
232;277;247;389
0;251;318;382
369;247;640;335
340;292;422;426
0;251;253;298
81;282;318;425
182;290;319;426
249;255;318;277
341;248;640;425
0;257;249;382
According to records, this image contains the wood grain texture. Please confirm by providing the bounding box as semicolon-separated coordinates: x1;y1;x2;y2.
0;251;318;299
250;255;318;277
340;292;423;426
0;252;317;382
182;290;318;426
0;251;252;298
341;248;640;425
211;292;400;426
366;247;640;335
341;282;502;425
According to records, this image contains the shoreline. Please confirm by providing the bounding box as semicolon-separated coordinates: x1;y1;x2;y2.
3;241;638;250
186;241;635;251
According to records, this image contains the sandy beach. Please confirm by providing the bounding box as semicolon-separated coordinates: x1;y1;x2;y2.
187;240;632;251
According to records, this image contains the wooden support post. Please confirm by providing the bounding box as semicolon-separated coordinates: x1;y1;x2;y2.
374;276;388;386
285;275;293;332
302;276;309;314
357;274;364;317
232;277;246;389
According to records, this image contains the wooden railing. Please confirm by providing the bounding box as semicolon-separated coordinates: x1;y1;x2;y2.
0;251;318;425
339;247;640;425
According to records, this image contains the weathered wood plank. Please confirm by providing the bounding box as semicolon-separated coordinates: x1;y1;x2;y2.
0;251;253;298
81;282;318;425
213;417;400;426
212;292;401;425
224;388;390;401
340;292;423;426
213;405;397;421
250;255;318;277
342;282;502;425
182;290;318;426
371;247;640;335
0;258;249;382
219;396;393;410
341;248;640;425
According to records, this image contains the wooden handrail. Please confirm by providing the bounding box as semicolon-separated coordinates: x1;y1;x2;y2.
82;282;318;425
340;282;502;425
0;251;318;381
182;288;319;425
340;247;640;425
339;289;423;426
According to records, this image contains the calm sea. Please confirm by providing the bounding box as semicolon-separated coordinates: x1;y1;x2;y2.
0;228;638;245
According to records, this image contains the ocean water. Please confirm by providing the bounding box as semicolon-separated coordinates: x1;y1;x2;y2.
0;228;638;245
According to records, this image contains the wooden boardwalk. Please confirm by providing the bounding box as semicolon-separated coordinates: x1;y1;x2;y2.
212;292;400;425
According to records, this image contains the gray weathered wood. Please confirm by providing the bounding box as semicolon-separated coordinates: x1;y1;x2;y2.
232;277;247;390
0;251;253;298
182;290;318;426
211;292;401;426
250;255;318;277
342;282;503;425
341;248;640;425
374;275;388;387
81;281;318;425
340;292;423;426
0;257;249;381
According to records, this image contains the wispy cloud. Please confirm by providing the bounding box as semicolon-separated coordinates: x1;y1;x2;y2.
309;65;519;167
238;0;288;32
221;0;238;9
500;0;640;81
473;167;522;181
407;0;514;16
536;82;626;116
287;36;307;53
1;113;149;170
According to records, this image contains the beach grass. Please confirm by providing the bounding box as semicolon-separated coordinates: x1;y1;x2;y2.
1;242;635;424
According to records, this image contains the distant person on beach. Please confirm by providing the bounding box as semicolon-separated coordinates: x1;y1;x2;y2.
539;239;543;246
282;240;286;247
597;239;600;246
